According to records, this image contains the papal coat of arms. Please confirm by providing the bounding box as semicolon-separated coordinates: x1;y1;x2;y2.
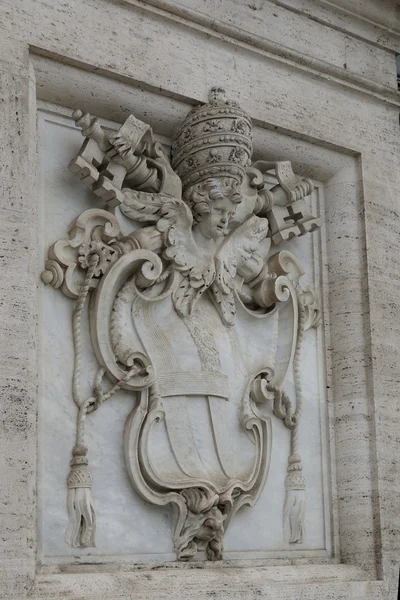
41;88;321;561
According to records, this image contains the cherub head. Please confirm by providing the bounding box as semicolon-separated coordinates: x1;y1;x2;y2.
185;177;242;240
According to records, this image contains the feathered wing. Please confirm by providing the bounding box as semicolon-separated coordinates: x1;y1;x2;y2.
120;189;175;223
212;215;269;325
121;189;215;316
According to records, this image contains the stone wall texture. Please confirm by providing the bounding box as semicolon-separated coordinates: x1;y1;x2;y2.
0;1;399;598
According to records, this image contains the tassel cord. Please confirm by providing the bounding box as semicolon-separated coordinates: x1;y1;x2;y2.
287;298;305;430
66;250;139;550
71;252;138;415
266;297;306;432
284;297;306;544
286;298;305;464
76;397;91;447
263;295;306;544
87;364;141;413
72;253;100;408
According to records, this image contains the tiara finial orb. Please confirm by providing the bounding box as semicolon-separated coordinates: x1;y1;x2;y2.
208;87;228;104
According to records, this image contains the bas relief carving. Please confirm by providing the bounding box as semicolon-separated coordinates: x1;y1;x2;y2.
41;88;322;560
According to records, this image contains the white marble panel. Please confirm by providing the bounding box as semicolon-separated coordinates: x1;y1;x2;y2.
38;105;332;564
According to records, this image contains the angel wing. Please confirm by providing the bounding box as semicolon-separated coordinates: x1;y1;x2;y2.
211;215;269;325
121;189;215;316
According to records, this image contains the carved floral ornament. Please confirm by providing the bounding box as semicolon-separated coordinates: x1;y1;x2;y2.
41;88;322;560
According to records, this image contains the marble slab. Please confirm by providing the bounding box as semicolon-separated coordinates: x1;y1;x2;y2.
38;106;332;564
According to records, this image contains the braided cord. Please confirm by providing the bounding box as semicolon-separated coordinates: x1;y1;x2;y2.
292;298;305;424
72;254;99;408
88;365;140;414
76;398;92;447
266;295;305;449
290;299;305;455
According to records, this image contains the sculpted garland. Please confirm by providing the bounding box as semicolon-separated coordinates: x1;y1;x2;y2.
42;88;321;560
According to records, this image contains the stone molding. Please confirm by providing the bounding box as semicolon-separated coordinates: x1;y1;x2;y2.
118;0;400;106
32;563;383;600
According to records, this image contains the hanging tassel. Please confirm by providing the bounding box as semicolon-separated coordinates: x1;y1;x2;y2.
65;396;97;549
282;298;306;544
64;365;136;549
65;254;99;549
283;450;305;544
65;443;96;548
64;251;137;549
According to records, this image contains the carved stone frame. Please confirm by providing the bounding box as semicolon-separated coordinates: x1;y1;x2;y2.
3;42;387;598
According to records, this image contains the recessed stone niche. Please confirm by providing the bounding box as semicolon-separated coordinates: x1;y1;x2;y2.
38;102;332;566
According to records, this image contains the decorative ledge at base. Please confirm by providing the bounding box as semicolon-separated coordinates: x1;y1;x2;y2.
41;88;322;561
33;564;383;600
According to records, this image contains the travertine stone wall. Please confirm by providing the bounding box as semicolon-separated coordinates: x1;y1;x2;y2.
0;1;399;599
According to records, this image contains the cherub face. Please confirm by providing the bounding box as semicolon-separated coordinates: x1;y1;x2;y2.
198;195;236;239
